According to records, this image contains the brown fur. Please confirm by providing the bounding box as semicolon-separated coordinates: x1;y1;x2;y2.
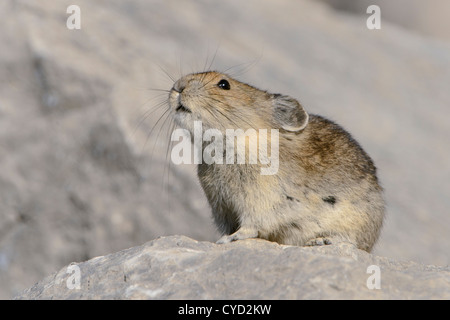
169;71;385;252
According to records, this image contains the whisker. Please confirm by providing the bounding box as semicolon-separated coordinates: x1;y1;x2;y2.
224;52;263;78
151;107;174;158
135;92;167;113
157;63;176;83
132;99;169;137
202;94;255;130
143;107;171;157
206;92;261;129
163;118;176;194
196;98;225;131
178;54;184;79
146;88;171;93
199;71;221;92
208;44;221;71
202;43;212;75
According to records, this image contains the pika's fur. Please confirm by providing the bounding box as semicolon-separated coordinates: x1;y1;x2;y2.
168;71;384;252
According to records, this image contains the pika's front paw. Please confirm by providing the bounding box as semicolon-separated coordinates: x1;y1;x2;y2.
216;234;237;244
305;237;332;247
216;228;258;244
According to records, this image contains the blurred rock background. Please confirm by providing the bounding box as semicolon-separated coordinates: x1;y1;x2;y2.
320;0;450;42
1;0;449;298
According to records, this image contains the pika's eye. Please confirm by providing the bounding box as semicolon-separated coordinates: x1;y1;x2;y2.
217;79;230;90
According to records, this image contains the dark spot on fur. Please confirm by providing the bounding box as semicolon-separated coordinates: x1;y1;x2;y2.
322;196;337;205
289;221;300;229
286;195;299;202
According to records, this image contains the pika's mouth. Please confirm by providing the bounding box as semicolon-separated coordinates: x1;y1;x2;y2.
175;103;191;113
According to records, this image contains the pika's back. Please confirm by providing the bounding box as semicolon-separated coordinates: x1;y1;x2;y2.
291;114;379;182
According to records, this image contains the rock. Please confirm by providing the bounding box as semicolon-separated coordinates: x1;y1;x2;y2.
15;236;450;299
320;0;450;43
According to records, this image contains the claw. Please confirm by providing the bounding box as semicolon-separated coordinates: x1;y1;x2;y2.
305;237;332;247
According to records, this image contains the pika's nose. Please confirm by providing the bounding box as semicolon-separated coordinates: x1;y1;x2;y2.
172;79;186;93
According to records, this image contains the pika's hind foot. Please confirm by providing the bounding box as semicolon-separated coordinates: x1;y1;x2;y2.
305;237;333;247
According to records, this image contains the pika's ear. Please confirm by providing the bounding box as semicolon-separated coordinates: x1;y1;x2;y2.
272;94;309;132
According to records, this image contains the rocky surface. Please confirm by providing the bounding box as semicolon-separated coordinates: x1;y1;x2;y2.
1;0;449;298
15;236;450;299
320;0;450;42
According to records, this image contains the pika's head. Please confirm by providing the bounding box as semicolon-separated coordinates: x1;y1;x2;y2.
169;71;308;134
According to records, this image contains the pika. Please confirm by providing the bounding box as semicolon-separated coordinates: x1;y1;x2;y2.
168;71;385;252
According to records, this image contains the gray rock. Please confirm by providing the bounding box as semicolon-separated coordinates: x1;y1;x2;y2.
15;236;450;299
1;0;449;299
320;0;450;43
